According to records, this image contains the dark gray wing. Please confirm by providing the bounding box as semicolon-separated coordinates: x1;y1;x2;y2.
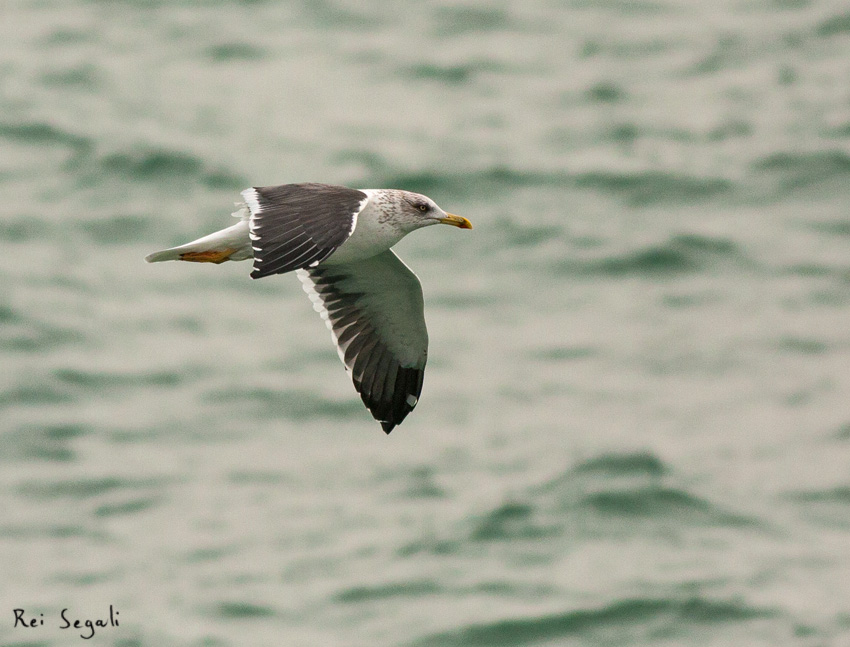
245;183;368;279
296;250;428;434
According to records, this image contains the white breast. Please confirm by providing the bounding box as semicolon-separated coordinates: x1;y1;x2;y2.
321;191;406;265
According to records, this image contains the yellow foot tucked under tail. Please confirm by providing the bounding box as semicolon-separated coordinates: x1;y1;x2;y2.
179;249;238;264
144;219;252;264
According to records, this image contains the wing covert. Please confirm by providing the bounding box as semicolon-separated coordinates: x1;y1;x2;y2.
246;183;367;279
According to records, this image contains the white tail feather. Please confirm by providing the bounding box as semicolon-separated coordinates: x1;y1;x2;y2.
145;247;184;263
145;219;252;263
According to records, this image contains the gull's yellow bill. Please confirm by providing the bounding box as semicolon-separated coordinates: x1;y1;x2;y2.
439;213;473;229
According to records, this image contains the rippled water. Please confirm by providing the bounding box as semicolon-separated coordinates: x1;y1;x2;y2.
3;1;850;645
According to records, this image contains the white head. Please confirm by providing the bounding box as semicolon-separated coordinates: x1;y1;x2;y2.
372;189;473;233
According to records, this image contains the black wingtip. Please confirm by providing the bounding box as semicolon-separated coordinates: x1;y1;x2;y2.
381;421;395;434
250;265;269;279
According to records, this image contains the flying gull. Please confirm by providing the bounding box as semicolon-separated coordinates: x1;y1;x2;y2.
145;183;472;433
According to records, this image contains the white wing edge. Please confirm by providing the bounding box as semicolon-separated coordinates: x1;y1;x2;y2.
296;269;351;375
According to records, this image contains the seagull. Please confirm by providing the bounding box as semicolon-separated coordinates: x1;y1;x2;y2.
146;183;472;434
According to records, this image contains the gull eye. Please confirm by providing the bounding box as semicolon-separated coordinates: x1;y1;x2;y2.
418;203;429;212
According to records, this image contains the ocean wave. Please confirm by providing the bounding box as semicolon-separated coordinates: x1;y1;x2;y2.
787;486;850;504
0;119;93;152
681;35;746;77
373;167;568;198
0;122;244;191
824;122;850;138
809;219;850;237
78;215;151;245
410;596;775;646
558;234;743;277
816;12;850;38
572;452;667;478
97;147;244;189
0;423;88;464
490;216;565;248
0;304;19;324
573;171;732;205
298;1;376;29
16;477;166;519
529;345;597;362
0;215;51;242
371;166;732;205
0;384;73;409
333;580;441;603
479;452;763;534
578;486;757;526
206;42;266;62
708;119;753;141
0;320;86;353
53;571;118;586
585;81;626;103
101;147;201;178
17;476;166;500
399;466;447;499
227;471;292;485
95;497;162;517
54;368;182;388
465;486;756;541
784;263;839;278
470;502;555;542
185;546;239;563
433;6;511;34
786;486;850;528
603;122;640;144
753;150;850;190
427;292;499;309
202;387;365;420
397;538;461;557
534;451;668;498
41;27;93;46
214;602;276;619
405;60;506;85
40;64;101;89
0;523;102;540
777;337;828;355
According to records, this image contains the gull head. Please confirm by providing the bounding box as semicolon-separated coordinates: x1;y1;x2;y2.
377;190;473;233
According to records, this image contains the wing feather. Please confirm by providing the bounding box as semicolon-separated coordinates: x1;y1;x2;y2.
297;250;428;433
246;183;368;278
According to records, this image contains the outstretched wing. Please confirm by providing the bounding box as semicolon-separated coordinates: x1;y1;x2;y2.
297;250;428;434
245;183;368;279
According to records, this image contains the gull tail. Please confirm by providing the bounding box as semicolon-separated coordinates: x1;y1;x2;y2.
146;213;253;265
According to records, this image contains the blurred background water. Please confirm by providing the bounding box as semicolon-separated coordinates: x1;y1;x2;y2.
2;0;850;645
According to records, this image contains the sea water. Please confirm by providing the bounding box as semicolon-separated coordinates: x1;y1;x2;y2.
2;1;850;645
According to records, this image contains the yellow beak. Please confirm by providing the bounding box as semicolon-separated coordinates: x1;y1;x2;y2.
438;213;473;229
